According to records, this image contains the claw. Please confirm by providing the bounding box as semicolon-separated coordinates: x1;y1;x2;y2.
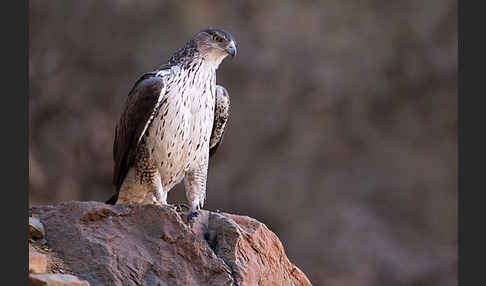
172;203;190;212
187;211;199;223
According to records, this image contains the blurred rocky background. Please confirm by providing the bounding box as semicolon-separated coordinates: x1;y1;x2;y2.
29;1;457;285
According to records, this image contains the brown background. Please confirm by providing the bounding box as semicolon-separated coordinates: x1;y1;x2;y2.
29;1;457;285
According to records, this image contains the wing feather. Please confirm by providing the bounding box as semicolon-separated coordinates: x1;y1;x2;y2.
209;85;231;157
112;71;167;194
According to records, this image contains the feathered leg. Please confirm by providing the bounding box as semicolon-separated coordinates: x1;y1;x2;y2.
116;167;167;205
183;163;208;222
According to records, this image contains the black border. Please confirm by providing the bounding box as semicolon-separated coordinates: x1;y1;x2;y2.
459;1;482;285
2;0;28;283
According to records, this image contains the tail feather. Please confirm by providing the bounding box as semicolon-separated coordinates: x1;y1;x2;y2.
105;193;118;205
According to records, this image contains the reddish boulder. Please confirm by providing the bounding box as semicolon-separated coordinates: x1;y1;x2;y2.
29;201;311;286
29;245;48;274
29;274;90;286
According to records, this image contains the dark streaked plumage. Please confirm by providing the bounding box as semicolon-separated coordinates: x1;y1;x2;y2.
209;85;231;157
106;28;236;212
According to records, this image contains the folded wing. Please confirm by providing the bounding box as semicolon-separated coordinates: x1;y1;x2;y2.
112;71;167;193
209;85;231;157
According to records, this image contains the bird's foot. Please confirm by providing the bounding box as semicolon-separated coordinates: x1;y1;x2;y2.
150;195;159;205
186;211;199;224
171;202;190;213
145;194;169;208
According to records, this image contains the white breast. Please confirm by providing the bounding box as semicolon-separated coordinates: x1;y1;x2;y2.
145;62;216;190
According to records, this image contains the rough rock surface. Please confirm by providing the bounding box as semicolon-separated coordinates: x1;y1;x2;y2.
29;274;90;286
29;201;312;286
29;245;48;274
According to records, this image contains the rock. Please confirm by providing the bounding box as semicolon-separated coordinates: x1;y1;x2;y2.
29;274;90;286
29;217;46;241
29;201;312;286
205;213;312;286
29;245;47;274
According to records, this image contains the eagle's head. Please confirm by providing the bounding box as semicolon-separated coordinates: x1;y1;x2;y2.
193;28;237;68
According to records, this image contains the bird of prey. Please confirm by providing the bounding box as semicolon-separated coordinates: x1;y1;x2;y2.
106;28;236;215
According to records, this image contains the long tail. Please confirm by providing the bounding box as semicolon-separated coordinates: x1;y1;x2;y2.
105;193;118;205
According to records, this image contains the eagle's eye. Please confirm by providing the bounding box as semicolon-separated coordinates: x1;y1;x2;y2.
212;35;224;43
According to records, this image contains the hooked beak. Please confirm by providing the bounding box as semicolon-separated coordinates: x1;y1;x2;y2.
225;41;237;58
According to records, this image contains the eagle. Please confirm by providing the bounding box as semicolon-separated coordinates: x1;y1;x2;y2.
105;28;236;216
